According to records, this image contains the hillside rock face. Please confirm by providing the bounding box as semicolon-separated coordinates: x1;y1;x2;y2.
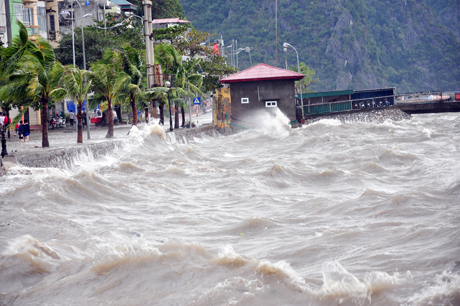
180;0;460;93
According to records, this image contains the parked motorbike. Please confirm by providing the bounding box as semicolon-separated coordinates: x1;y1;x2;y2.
49;117;57;129
57;116;66;128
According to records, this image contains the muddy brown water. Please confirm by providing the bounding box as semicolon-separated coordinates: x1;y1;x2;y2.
1;111;459;305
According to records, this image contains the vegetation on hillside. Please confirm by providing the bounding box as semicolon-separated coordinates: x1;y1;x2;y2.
180;0;460;93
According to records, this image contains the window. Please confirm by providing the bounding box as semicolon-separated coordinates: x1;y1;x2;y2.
241;97;249;104
37;7;47;31
49;14;56;32
265;101;277;108
22;8;33;26
14;4;23;22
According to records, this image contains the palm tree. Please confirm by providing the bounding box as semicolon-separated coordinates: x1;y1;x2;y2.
90;49;130;138
120;44;145;126
0;22;66;147
60;66;92;143
155;43;204;128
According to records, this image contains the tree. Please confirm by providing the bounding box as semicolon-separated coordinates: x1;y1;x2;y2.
0;22;66;147
290;62;319;93
60;66;92;143
129;0;185;19
55;22;144;69
155;43;204;128
120;44;150;126
90;49;130;138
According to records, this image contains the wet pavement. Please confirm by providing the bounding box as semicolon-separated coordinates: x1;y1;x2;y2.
2;109;213;156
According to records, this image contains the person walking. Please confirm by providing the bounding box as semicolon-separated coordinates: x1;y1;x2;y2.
18;120;24;142
0;112;4;131
23;119;30;142
69;110;75;126
82;112;87;128
3;113;11;138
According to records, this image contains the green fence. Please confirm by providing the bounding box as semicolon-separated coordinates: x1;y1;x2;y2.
331;102;352;112
303;102;352;115
304;104;330;115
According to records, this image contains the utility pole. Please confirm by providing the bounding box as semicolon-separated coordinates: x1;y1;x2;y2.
275;0;278;66
5;0;12;46
143;0;154;122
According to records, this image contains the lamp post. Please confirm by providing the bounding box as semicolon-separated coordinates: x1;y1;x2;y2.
283;42;304;119
62;3;92;137
283;47;287;69
231;47;253;67
73;0;91;139
245;47;253;66
226;45;233;67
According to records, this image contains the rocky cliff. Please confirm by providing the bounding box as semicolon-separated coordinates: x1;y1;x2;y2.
180;0;460;93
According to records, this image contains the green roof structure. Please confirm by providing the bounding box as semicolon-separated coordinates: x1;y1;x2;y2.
296;90;354;99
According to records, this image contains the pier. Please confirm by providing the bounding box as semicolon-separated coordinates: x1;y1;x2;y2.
296;89;460;119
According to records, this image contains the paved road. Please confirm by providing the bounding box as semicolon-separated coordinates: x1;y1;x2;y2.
2;110;214;156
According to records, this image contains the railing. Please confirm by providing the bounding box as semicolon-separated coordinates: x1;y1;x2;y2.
302;95;396;116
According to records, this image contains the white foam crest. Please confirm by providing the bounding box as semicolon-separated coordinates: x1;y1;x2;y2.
128;121;165;144
315;261;411;303
217;245;244;261
421;128;432;138
256;108;291;137
311;118;343;127
405;271;460;306
2;235;61;261
256;259;309;291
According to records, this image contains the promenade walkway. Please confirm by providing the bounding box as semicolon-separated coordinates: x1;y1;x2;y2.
4;123;136;156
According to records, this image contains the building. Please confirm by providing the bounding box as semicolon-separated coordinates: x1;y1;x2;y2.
219;63;304;125
2;0;65;128
109;0;136;14
151;18;190;30
297;88;396;116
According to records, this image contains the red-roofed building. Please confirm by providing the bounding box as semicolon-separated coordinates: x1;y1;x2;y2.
152;18;191;29
220;64;304;124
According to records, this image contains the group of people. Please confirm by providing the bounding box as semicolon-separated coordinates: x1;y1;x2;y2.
68;110;88;128
16;120;30;142
0;111;30;142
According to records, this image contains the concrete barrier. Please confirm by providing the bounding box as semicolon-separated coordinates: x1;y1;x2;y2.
303;107;411;125
4;141;124;169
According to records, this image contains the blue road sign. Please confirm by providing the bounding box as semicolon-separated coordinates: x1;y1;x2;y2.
85;0;90;5
193;97;201;105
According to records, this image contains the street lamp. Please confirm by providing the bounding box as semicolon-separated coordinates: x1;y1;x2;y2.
283;42;304;119
283;47;287;69
61;2;92;138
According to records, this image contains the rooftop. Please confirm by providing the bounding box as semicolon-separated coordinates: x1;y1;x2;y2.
220;63;304;83
110;0;137;11
152;18;191;24
296;90;354;99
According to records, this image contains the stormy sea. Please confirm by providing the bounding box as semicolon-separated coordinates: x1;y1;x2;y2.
1;110;459;306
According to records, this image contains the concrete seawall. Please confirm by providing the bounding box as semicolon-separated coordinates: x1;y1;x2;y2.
0;125;217;173
1;141;124;171
303;107;411;125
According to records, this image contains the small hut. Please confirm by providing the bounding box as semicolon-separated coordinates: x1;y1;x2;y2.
220;63;304;125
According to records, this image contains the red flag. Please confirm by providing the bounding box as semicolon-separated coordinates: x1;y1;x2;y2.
212;43;219;55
